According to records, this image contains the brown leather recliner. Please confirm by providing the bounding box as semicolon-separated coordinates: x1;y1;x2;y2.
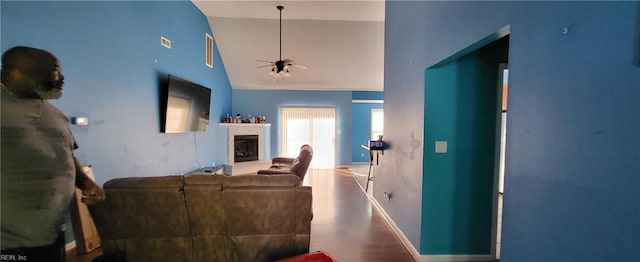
258;144;313;181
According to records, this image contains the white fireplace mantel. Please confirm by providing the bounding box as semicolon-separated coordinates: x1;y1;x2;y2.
218;123;271;175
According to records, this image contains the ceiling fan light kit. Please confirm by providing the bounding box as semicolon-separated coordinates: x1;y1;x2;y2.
257;5;307;78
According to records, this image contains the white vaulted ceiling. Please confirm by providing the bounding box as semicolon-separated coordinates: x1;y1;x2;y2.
192;0;385;91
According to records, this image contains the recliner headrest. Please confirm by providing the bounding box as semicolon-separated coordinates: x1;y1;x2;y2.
300;144;313;155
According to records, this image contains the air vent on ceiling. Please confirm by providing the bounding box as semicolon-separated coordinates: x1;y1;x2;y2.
205;33;213;68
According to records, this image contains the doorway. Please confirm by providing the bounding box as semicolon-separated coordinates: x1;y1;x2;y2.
421;30;509;259
493;64;509;260
280;106;336;169
355;108;384;192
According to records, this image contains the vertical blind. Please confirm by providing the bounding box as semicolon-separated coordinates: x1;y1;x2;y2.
280;107;336;168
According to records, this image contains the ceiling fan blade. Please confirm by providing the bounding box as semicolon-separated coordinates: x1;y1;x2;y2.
257;64;273;68
255;59;274;63
292;64;309;70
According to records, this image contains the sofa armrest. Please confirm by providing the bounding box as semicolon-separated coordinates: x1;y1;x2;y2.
272;157;295;166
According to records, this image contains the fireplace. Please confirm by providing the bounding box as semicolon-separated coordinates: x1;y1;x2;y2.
234;135;258;162
220;123;272;175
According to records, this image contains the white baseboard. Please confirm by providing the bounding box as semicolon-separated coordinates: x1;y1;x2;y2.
365;184;493;262
369;195;422;262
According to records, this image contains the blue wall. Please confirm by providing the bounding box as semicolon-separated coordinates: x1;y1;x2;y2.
1;1;232;184
351;91;383;163
232;89;352;166
4;1;638;259
384;1;640;261
352;91;383;101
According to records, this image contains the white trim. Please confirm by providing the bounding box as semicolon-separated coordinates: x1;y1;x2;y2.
226;125;267;164
369;194;421;262
65;240;76;251
219;123;271;127
363;179;493;262
160;36;171;49
352;99;384;104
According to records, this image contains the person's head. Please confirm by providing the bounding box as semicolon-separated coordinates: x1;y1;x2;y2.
1;46;65;99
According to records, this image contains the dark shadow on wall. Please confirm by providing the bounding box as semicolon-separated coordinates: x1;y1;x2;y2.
636;3;640;67
157;71;169;133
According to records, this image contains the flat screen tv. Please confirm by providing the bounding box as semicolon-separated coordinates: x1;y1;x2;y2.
161;75;211;133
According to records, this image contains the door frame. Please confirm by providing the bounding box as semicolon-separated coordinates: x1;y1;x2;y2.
491;63;509;260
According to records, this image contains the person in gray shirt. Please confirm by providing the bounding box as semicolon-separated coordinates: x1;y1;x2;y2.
1;46;105;262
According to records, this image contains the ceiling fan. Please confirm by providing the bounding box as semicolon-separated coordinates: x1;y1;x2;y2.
257;5;308;77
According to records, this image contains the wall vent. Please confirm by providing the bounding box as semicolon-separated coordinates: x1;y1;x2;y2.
205;33;213;68
160;36;171;49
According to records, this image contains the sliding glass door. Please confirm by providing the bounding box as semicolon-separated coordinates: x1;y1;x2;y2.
280;107;336;168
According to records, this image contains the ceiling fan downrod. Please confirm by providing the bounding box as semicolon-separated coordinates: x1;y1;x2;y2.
277;5;284;61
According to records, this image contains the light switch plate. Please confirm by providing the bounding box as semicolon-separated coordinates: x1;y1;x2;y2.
435;141;447;153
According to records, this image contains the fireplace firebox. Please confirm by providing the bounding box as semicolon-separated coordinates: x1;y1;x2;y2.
234;135;259;162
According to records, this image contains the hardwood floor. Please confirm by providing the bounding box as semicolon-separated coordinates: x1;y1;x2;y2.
306;169;415;262
66;169;416;261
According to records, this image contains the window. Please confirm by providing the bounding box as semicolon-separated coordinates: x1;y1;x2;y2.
371;108;384;140
280;107;336;168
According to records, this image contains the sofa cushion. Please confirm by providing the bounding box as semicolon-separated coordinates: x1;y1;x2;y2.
182;174;228;261
90;175;192;261
103;175;184;188
222;174;302;187
184;174;301;187
223;184;311;261
183;173;226;185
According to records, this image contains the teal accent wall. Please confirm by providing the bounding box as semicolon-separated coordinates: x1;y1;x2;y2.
422;36;508;254
385;1;639;261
